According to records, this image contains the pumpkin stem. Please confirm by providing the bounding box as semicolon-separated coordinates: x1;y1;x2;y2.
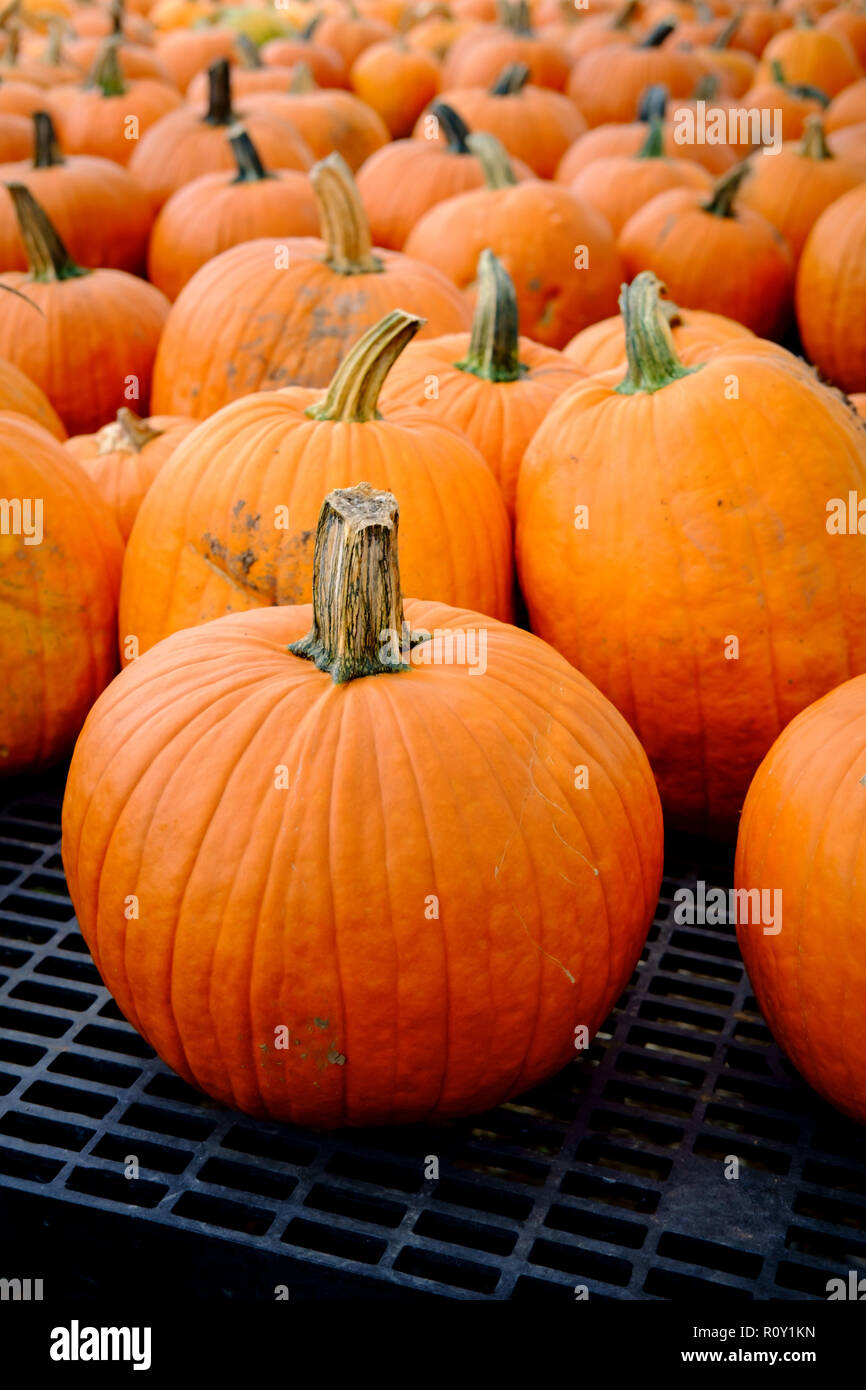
97;407;162;455
466;131;517;187
301;14;321;40
613;0;639;29
638;83;668;121
289;483;423;684
311;153;383;275
703;161;749;217
43;19;65;66
638;114;665;159
456;249;525;383
1;20;19;66
497;0;532;35
616;271;698;396
769;58;829;104
641;20;676;47
205;58;234;125
108;0;123;38
5;183;89;282
490;62;530;95
228;124;271;182
87;36;126;95
799;113;832;160
712;12;741;48
33;111;64;168
288;61;317;92
235;33;262;69
308;309;423;423
430;100;471;153
690;72;719;100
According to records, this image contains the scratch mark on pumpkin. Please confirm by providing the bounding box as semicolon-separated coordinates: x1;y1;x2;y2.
512;904;575;985
551;820;599;876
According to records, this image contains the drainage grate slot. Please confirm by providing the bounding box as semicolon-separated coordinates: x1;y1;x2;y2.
431;1177;533;1221
282;1216;385;1266
0;1004;71;1037
10;980;96;1012
48;1053;141;1090
393;1244;498;1293
220;1125;317;1169
693;1135;790;1175
656;1231;763;1278
66;1166;168;1208
529;1237;632;1287
614;1051;704;1090
0;1110;94;1152
304;1182;406;1229
174;1191;273;1236
119;1103;216;1141
560;1171;660;1215
0;1142;63;1183
784;1223;866;1265
22;1081;115;1120
544;1203;647;1250
644;1267;751;1301
602;1080;694;1119
92;1133;194;1175
74;1024;153;1059
413;1210;516;1256
198;1157;297;1202
326;1151;423;1194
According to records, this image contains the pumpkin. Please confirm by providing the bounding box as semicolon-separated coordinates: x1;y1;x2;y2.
350;38;440;137
64;407;196;541
734;675;866;1125
849;391;866;421
380;250;583;517
828;119;866;174
567;114;712;235
50;38;182;165
566;22;707;126
818;6;866;68
416;62;586;177
561;0;642;62
0;111;154;273
313;7;393;69
824;74;866;131
796;182;866;394
0;411;122;774
0;22;81;89
756;25;862;98
260;32;348;88
0;74;51;117
563;296;754;373
241;63;390;171
0;351;66;437
684;17;758;98
150;152;471;417
357;100;532;251
740;60;830;144
515;271;866;836
556;90;737;179
64;479;663;1128
739;115;863;263
403;133;622;348
445;0;571;89
618;164;795;339
0;110;35;161
154;25;238;90
724;4;793;59
147;125;319;300
66;33;173;84
127;58;314;208
126;311;513;655
0;185;169;434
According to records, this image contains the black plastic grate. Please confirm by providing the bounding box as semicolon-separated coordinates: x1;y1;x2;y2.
1;769;865;1301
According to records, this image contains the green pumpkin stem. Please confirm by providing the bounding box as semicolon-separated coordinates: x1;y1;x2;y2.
457;249;525;383
311;152;383;275
712;13;740;48
613;0;639;29
703;161;749;216
235;33;262;69
638;83;668;121
5;183;88;282
87;35;126;95
289;483;424;683
691;72;719;100
288;61;316;93
799;114;832;160
498;0;532;36
769;58;829;104
466;131;517;187
307;309;423;423
430;100;471;153
616;272;698;395
205;58;234;125
638;114;665;158
491;62;530;96
228;124;270;182
33;111;63;168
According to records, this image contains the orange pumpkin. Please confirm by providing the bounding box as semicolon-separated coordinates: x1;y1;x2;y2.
556;90;737;180
516;272;866;835
416;61;586;177
735;676;866;1125
50;38;182;165
357;100;532;250
0;412;122;774
0;111;154;273
64;480;663;1128
313;7;393;69
0;352;66;437
849;391;866;421
796;181;866;393
0;74;52;118
618;164;795;339
350;38;440;137
403;134;622;348
127;58;314;208
147;126;319;300
64;408;196;541
828;119;866;174
151;153;472;417
126;312;513;653
442;0;572;90
818;6;866;68
567;114;712;235
241;64;390;171
566;22;707;126
756;25;862;98
563;297;754;373
154;25;238;91
0;186;169;433
740;60;831;144
740;115;863;263
380;250;583;517
259;33;348;88
824;74;866;131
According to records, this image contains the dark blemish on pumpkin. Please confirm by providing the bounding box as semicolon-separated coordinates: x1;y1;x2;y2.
313;1017;329;1029
245;513;261;531
236;548;257;576
233;499;245;517
528;278;542;292
203;532;228;561
859;775;866;786
717;499;723;506
327;1043;346;1066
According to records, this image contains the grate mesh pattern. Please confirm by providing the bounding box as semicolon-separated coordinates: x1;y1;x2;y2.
1;770;865;1301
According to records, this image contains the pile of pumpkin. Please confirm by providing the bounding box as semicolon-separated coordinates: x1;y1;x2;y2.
2;0;866;1133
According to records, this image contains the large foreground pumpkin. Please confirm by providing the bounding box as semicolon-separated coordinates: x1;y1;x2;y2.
1;413;123;774
516;272;866;836
63;483;664;1128
735;676;866;1125
124;312;513;655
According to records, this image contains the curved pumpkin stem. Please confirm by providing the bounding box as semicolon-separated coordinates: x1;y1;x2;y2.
613;0;639;29
638;83;668;122
456;249;525;383
307;309;423;423
289;483;424;684
638;114;665;159
430;100;472;153
288;61;317;93
5;183;89;283
703;162;750;217
235;33;262;69
33;111;64;169
466;132;517;188
87;36;126;95
311;153;383;275
228;124;271;182
799;114;832;160
491;62;530;96
616;272;699;396
97;408;162;455
769;58;829;105
641;20;676;47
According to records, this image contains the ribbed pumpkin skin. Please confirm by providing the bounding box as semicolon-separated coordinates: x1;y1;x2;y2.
61;601;664;1127
756;28;862;98
734;676;866;1125
516;343;866;836
50;81;183;166
150;238;473;418
569;153;712;237
65;416;197;542
563;307;754;373
120;392;514;653
739;141;863;263
557;122;737;181
413;85;587;178
1;414;123;774
380;333;584;517
796;184;866;394
0;358;66;438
